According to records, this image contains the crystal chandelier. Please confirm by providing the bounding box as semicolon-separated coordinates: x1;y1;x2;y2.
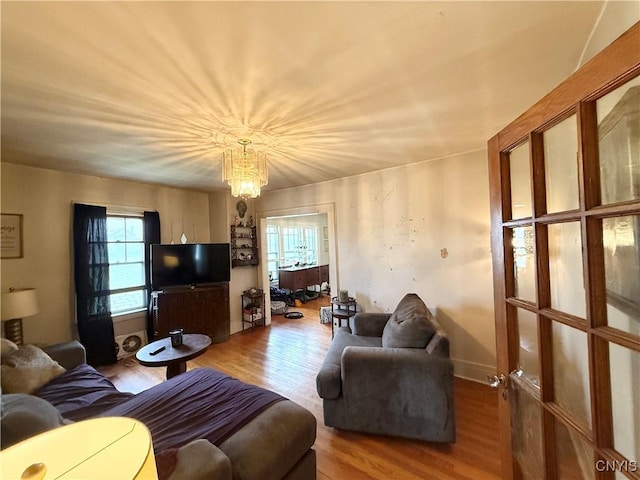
222;139;268;198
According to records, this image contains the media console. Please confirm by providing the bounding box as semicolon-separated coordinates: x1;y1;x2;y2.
150;283;230;343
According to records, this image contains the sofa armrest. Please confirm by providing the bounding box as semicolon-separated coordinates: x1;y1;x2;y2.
350;313;390;337
43;341;86;370
167;439;231;480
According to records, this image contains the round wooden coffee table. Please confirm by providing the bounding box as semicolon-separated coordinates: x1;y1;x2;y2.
136;333;211;379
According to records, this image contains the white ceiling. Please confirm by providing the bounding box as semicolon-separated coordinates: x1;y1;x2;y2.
1;1;604;193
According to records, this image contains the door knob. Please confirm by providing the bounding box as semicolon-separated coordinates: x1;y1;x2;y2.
487;373;507;388
487;373;509;399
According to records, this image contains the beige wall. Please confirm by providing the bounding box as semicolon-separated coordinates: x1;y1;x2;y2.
0;163;212;345
257;149;496;381
578;2;640;68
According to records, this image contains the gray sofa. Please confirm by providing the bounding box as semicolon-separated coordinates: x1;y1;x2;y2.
316;293;455;443
2;341;317;480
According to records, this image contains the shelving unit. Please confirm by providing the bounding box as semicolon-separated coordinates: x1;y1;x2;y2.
241;289;265;330
230;224;259;268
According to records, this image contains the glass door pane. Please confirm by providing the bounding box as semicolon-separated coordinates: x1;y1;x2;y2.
554;416;595;480
552;322;592;430
513;226;536;302
544;115;580;213
603;215;640;334
548;222;586;318
510;372;544;480
609;343;640;463
517;308;539;386
597;77;640;205
510;142;532;219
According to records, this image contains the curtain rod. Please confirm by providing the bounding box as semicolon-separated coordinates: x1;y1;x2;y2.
70;201;155;215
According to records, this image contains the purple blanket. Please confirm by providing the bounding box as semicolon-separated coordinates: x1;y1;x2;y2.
36;364;134;421
37;365;285;452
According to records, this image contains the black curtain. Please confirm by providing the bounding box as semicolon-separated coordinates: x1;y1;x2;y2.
73;203;116;366
143;211;161;341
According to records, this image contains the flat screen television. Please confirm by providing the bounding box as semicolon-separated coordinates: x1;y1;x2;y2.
151;243;230;290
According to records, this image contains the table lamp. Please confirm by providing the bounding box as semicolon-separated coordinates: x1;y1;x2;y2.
1;287;39;346
0;417;157;480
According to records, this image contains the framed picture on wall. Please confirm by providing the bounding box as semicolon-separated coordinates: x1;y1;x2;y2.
1;213;23;259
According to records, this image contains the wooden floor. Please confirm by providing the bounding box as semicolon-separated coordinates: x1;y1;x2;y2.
99;297;501;480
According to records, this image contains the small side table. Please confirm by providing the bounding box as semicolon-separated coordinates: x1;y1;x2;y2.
331;296;357;338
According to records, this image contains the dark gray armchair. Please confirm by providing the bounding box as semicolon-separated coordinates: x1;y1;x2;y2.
316;294;456;443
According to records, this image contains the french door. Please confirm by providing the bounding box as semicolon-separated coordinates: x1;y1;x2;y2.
489;23;640;480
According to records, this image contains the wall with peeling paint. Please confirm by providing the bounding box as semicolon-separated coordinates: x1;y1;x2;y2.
257;149;496;381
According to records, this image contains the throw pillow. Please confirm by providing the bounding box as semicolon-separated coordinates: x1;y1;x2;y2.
1;345;66;394
1;393;72;449
381;293;436;348
0;338;19;361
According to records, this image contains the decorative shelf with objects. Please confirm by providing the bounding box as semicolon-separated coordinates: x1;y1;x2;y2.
230;224;259;268
241;288;265;331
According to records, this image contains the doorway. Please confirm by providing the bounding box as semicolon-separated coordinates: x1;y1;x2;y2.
257;203;338;326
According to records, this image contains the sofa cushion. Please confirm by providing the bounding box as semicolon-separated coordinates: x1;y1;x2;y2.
381;294;436;349
1;345;66;394
0;393;71;449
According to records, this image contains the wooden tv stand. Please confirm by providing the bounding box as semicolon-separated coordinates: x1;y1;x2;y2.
150;283;230;343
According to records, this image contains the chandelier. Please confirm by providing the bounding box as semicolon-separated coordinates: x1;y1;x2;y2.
222;139;268;199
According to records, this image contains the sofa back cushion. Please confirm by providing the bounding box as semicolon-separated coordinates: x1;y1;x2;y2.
382;294;436;348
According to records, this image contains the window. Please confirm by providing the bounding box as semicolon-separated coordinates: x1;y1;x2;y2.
106;215;146;315
266;225;280;283
279;225;318;267
281;226;303;266
303;227;318;264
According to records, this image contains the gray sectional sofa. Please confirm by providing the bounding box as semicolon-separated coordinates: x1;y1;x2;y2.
316;293;456;443
1;340;316;480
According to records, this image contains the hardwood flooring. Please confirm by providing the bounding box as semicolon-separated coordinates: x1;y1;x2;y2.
99;297;500;480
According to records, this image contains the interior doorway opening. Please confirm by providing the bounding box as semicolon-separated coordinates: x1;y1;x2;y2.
257;203;337;326
265;212;330;303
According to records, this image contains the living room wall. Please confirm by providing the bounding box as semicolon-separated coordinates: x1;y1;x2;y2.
257;149;496;381
0;163;212;345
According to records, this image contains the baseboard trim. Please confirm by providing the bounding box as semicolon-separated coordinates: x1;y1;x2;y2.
452;358;495;384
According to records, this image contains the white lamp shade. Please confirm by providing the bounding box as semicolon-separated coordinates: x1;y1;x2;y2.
0;417;157;479
1;288;39;321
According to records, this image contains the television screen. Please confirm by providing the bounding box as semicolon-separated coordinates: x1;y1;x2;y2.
151;243;230;290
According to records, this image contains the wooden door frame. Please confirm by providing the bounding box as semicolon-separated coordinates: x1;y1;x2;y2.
488;23;640;479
